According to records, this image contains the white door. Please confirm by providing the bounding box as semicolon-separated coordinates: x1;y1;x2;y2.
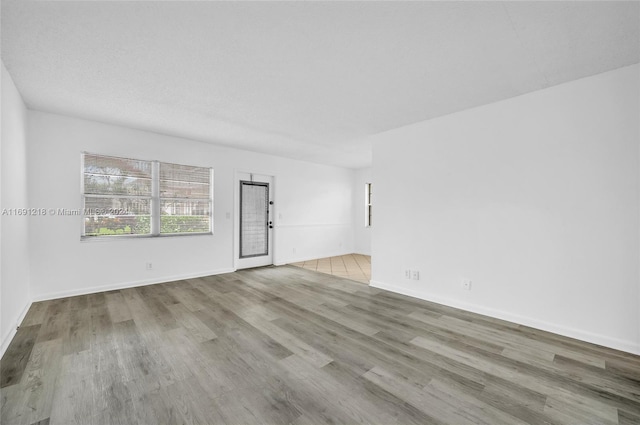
236;173;274;269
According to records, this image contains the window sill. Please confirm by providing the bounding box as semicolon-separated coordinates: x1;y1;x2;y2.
81;232;213;242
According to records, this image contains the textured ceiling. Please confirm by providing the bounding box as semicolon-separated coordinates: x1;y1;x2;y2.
2;1;639;168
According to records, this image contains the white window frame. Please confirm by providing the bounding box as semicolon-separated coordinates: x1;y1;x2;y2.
365;182;372;227
81;152;213;239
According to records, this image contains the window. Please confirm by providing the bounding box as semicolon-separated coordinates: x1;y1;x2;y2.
365;182;372;227
159;162;212;234
82;153;212;238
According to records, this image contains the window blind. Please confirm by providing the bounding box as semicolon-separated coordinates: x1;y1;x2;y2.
240;182;269;257
83;154;152;236
82;153;212;238
159;162;212;234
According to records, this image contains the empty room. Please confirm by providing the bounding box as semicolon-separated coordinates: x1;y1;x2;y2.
1;1;639;424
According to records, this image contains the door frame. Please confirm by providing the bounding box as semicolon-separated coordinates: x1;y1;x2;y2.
234;170;276;270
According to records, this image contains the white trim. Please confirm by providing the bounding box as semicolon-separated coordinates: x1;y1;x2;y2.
80;151;85;237
369;280;640;356
1;300;32;358
151;160;160;235
274;249;355;266
365;182;372;227
235;171;275;270
32;268;235;302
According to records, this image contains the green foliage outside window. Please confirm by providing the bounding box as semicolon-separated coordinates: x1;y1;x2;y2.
84;215;209;236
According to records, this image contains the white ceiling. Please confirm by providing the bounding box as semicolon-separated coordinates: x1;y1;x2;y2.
2;1;639;168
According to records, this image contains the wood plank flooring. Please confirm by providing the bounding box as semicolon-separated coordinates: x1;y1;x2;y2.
1;265;639;424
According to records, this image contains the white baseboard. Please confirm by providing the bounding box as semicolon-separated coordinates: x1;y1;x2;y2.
32;268;235;302
369;280;640;356
274;250;355;267
1;300;32;358
2;268;234;358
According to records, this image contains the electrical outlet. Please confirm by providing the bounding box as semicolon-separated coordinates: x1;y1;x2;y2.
411;270;420;280
146;262;153;270
405;269;411;279
462;279;472;290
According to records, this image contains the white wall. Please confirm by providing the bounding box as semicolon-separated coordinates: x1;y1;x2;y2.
1;63;32;355
369;64;640;354
353;167;372;255
27;111;354;301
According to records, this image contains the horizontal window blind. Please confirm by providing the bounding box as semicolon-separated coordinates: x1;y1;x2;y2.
82;153;212;238
240;182;269;258
159;162;212;234
83;154;152;196
83;154;152;236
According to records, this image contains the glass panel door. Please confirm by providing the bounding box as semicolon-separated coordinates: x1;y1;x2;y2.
239;181;269;258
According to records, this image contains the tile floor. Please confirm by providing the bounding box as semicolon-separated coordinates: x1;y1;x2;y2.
290;254;371;283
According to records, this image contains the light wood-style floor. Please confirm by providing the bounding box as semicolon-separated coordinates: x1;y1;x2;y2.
1;266;639;425
290;254;371;283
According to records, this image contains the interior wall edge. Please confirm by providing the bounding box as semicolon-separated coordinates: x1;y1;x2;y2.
0;299;32;359
1;61;32;361
370;279;640;356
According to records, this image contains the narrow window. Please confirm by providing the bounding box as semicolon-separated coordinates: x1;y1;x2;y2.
82;153;212;238
365;182;372;227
